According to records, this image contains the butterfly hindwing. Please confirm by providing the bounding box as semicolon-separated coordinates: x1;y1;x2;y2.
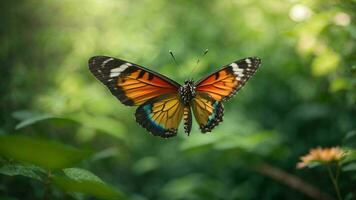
195;57;261;102
89;56;180;106
191;92;224;133
135;94;184;138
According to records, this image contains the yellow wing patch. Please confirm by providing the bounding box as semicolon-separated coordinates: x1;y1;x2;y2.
191;93;224;133
135;94;184;138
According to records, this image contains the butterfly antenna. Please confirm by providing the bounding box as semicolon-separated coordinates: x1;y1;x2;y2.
190;49;209;76
169;50;188;78
169;50;179;66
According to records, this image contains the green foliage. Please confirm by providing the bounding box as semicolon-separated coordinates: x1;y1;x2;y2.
0;164;44;181
0;135;90;170
0;135;124;199
63;168;104;183
53;168;124;200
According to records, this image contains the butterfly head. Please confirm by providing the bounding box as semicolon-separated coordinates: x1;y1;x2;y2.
179;79;196;105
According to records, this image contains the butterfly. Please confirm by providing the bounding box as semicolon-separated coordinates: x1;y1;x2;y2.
88;56;261;138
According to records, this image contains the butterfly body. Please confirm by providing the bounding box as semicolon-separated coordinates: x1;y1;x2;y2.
179;80;196;105
89;55;261;138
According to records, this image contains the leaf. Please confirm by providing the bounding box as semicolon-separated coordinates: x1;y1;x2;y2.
12;110;43;121
12;110;79;130
91;147;119;162
54;168;124;199
0;164;45;181
344;130;356;142
0;135;91;170
63;168;103;183
15;114;55;129
342;163;356;172
53;176;124;200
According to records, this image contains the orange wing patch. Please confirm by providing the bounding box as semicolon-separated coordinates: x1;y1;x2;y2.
195;57;261;102
89;56;180;106
118;69;178;105
196;69;239;101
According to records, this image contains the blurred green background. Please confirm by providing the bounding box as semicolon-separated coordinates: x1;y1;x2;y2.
0;0;355;199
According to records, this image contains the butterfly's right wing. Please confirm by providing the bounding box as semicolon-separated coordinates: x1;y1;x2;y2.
89;56;180;106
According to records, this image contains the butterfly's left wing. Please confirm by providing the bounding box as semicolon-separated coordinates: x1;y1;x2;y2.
191;92;224;133
89;56;180;106
195;57;261;102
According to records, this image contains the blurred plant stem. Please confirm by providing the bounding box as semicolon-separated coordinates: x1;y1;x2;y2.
254;162;333;200
327;164;342;200
43;170;52;200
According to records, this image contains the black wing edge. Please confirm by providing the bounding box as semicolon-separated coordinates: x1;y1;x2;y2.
88;56;136;105
195;56;262;85
88;56;181;88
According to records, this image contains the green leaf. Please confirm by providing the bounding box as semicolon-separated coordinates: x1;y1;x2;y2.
63;168;103;183
344;130;356;142
15;114;54;130
54;168;124;199
53;176;124;200
0;164;45;181
342;163;356;172
0;135;91;170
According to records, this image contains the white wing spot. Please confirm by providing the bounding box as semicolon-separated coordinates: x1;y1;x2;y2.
101;58;114;68
110;67;121;73
235;68;244;72
230;63;240;72
245;58;251;64
110;72;120;77
230;63;238;68
109;63;130;77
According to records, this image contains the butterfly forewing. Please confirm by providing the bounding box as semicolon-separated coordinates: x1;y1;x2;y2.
195;57;261;102
88;56;180;106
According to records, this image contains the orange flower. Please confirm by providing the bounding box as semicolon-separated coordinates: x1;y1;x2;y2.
297;147;346;169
